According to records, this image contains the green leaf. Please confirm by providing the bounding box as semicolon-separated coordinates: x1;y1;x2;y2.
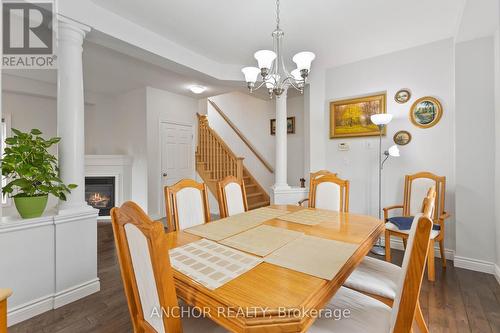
30;128;42;135
11;128;22;136
67;184;78;189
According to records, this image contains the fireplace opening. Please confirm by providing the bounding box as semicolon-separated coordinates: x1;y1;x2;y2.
85;177;115;216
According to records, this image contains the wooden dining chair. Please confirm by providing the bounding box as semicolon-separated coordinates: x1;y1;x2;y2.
216;176;248;218
342;186;436;333
298;170;337;207
384;172;449;281
0;289;12;333
311;214;433;333
111;201;225;333
308;173;349;212
164;179;211;232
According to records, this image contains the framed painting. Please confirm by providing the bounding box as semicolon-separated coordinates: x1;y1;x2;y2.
329;93;387;138
270;117;295;135
410;97;442;129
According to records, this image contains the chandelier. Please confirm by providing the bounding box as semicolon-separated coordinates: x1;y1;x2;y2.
241;0;315;98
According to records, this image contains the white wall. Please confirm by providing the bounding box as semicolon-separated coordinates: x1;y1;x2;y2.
85;88;148;211
208;91;305;190
455;37;497;265
324;39;456;250
494;20;500;273
145;87;199;219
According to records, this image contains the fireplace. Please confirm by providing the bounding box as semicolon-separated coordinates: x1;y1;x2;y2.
85;177;115;216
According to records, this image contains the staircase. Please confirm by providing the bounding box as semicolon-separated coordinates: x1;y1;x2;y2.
196;114;270;210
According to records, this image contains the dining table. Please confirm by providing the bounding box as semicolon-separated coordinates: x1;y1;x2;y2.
165;204;384;333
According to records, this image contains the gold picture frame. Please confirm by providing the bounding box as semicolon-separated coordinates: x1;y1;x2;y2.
409;97;442;129
270;117;295;135
329;93;387;138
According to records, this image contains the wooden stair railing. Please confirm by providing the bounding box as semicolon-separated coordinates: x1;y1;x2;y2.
196;114;270;210
208;100;274;174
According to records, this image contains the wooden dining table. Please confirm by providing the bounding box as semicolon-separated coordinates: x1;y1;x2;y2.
165;205;384;333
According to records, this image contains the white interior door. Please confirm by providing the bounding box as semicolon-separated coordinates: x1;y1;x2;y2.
160;121;193;217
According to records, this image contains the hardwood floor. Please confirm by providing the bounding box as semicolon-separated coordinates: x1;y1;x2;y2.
9;223;500;333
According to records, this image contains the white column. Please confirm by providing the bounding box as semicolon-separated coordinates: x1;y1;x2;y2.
273;88;290;190
57;17;91;213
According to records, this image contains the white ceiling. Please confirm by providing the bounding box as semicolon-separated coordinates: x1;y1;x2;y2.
92;0;464;68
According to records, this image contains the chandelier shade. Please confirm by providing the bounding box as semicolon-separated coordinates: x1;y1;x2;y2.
241;67;261;84
370;113;393;126
242;0;315;98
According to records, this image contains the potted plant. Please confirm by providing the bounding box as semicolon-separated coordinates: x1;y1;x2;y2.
1;128;77;218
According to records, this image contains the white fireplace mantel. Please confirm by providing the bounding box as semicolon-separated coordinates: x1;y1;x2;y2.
85;155;133;210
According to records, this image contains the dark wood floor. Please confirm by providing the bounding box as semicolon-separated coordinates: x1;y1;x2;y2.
9;223;500;333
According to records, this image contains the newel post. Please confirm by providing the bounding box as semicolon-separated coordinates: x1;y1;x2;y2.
236;157;244;181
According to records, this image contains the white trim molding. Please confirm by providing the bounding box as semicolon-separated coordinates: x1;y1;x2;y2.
53;278;101;309
454;256;496;275
495;265;500;285
382;236;455;260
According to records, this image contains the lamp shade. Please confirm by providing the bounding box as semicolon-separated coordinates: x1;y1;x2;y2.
291;69;303;81
292;51;315;71
370;113;393;126
241;67;260;83
254;50;276;69
388;145;400;157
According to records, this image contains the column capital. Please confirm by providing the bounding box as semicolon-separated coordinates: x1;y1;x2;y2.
57;15;91;42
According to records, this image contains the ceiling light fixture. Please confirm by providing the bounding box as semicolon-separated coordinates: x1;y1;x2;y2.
241;0;315;98
189;85;207;94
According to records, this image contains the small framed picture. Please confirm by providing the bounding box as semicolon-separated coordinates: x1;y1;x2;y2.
394;89;411;104
393;130;412;146
270;117;295;135
410;97;443;129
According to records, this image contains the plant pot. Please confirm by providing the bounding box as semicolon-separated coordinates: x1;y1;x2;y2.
14;195;48;219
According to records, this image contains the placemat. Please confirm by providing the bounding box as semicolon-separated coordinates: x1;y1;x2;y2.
264;235;358;280
220;225;304;257
277;208;340;225
184;207;289;241
169;239;262;290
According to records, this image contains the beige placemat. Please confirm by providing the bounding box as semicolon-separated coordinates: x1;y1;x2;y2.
264;235;358;280
169;239;262;290
185;207;289;241
220;225;304;257
277;208;340;225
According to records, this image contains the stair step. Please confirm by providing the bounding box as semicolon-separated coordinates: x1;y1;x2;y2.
247;193;263;199
248;201;270;210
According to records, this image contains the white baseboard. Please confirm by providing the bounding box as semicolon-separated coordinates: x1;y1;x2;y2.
7;295;53;327
454;256;495;274
381;236;455;260
54;278;101;309
7;279;101;327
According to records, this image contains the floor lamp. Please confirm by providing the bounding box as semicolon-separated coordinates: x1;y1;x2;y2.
370;114;400;256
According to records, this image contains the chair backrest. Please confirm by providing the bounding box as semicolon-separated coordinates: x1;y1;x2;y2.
421;186;436;219
164;179;211;231
309;173;349;212
390;214;433;333
403;172;445;221
111;201;182;333
217;175;248;218
0;289;12;333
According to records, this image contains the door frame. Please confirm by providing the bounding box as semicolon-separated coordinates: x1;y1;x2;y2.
157;119;195;218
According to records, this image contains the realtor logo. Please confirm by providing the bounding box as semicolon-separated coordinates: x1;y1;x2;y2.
2;0;57;68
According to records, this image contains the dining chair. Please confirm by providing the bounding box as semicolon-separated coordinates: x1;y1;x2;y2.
384;172;449;281
298;170;337;207
307;173;349;212
0;289;12;333
216;175;248;218
111;201;226;333
164;179;211;232
342;186;436;333
310;214;433;333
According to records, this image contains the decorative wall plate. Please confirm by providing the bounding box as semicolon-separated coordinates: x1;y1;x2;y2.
410;97;442;129
394;89;411;104
393;130;412;145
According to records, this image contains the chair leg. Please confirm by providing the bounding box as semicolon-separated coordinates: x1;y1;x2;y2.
385;231;391;262
415;301;429;333
402;237;407;249
427;240;435;282
439;239;446;268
